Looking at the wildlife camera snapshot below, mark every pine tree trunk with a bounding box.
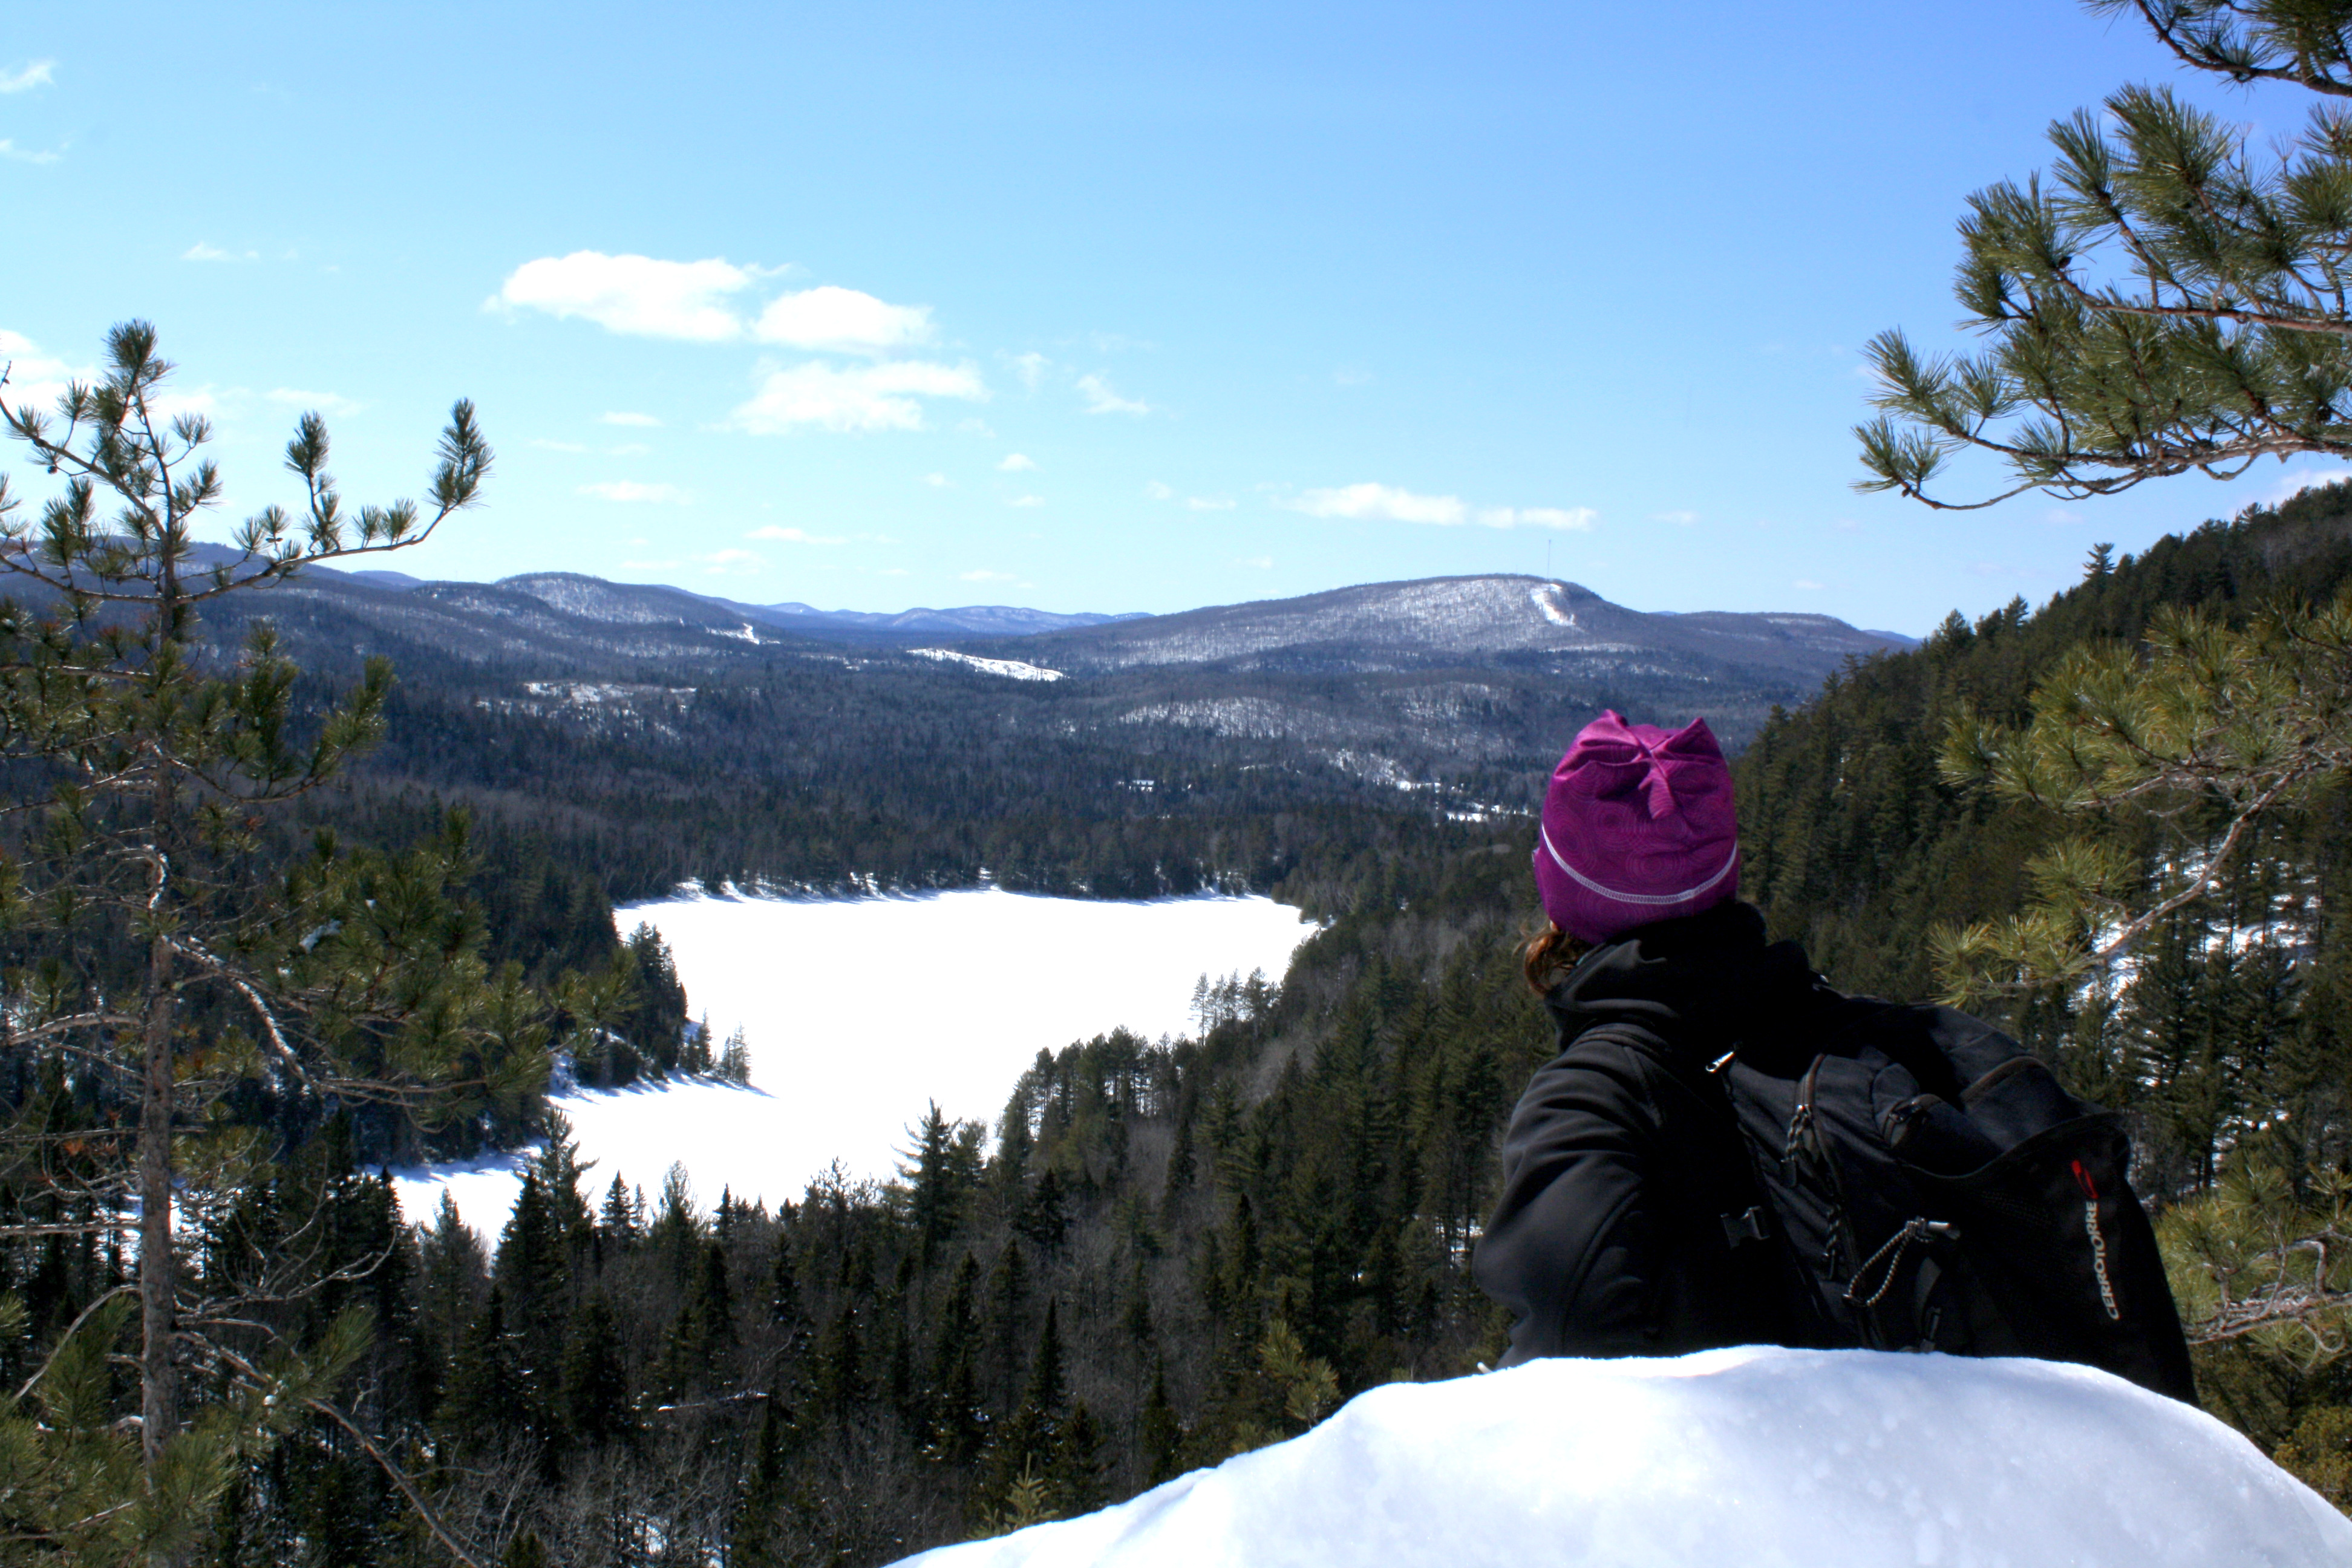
[139,552,184,1524]
[138,913,177,1477]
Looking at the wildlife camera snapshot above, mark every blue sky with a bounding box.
[2,2,2341,634]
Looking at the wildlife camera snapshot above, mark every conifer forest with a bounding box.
[8,414,2352,1558]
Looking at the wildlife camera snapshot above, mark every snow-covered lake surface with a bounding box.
[896,1347,2352,1568]
[391,888,1316,1236]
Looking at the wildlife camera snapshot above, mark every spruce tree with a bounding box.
[560,1292,633,1448]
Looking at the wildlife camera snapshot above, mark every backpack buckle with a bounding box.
[1721,1206,1772,1247]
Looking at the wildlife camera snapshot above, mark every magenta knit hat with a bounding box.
[1532,710,1740,944]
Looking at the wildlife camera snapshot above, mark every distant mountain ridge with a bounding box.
[983,574,1909,681]
[316,564,1142,641]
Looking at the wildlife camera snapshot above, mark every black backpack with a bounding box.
[1714,998,2198,1402]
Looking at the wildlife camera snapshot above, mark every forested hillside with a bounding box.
[8,488,2352,1561]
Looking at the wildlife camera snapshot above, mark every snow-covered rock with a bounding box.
[897,1348,2351,1568]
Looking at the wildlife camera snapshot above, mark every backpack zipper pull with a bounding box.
[1708,1050,1735,1076]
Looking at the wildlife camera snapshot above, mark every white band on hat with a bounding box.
[1540,823,1737,907]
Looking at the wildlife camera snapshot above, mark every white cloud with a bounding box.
[1238,555,1275,569]
[1186,496,1236,512]
[1007,494,1044,508]
[1792,578,1825,591]
[1287,483,1466,526]
[601,411,662,427]
[1650,510,1700,526]
[183,241,257,262]
[0,140,59,165]
[620,558,680,570]
[529,438,589,453]
[1009,351,1050,390]
[753,286,933,353]
[2266,463,2352,503]
[1333,367,1373,387]
[578,480,691,504]
[730,360,987,434]
[746,526,848,544]
[1144,480,1174,501]
[0,60,54,93]
[921,472,951,487]
[266,387,364,417]
[880,567,911,577]
[494,252,751,341]
[2043,506,2083,524]
[697,548,762,573]
[998,452,1037,472]
[0,330,84,408]
[1290,484,1593,530]
[1077,373,1152,416]
[959,569,1015,582]
[606,442,650,456]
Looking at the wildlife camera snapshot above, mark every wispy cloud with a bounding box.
[1077,373,1152,416]
[1186,496,1235,512]
[0,60,54,93]
[0,140,60,165]
[959,569,1015,582]
[2265,462,2352,503]
[0,329,87,408]
[1289,483,1593,530]
[1007,494,1044,508]
[601,411,662,428]
[529,438,589,453]
[998,452,1037,472]
[1287,483,1465,525]
[697,548,762,574]
[1008,351,1050,390]
[1144,480,1174,501]
[1238,555,1275,569]
[579,480,691,504]
[183,242,258,262]
[1792,578,1824,591]
[494,252,752,341]
[921,472,951,488]
[266,388,364,418]
[1650,510,1699,526]
[754,286,932,353]
[746,526,849,544]
[730,360,987,434]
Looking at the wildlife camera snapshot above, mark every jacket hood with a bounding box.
[1543,900,1824,1062]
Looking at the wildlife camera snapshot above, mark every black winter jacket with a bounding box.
[1473,902,1829,1365]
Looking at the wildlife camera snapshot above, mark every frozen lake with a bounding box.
[391,888,1316,1236]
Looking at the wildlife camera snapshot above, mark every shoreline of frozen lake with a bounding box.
[392,887,1317,1236]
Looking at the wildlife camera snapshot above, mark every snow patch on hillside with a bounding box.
[898,1348,2351,1568]
[1530,581,1576,627]
[393,890,1314,1235]
[909,648,1066,681]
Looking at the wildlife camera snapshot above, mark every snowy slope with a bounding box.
[392,890,1315,1235]
[1026,575,1903,679]
[900,1348,2351,1568]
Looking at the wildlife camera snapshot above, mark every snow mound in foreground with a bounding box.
[897,1347,2351,1568]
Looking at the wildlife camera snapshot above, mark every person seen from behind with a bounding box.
[1472,710,2195,1401]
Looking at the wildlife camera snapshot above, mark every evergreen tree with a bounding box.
[560,1292,633,1448]
[0,322,498,1543]
[1860,1,2352,509]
